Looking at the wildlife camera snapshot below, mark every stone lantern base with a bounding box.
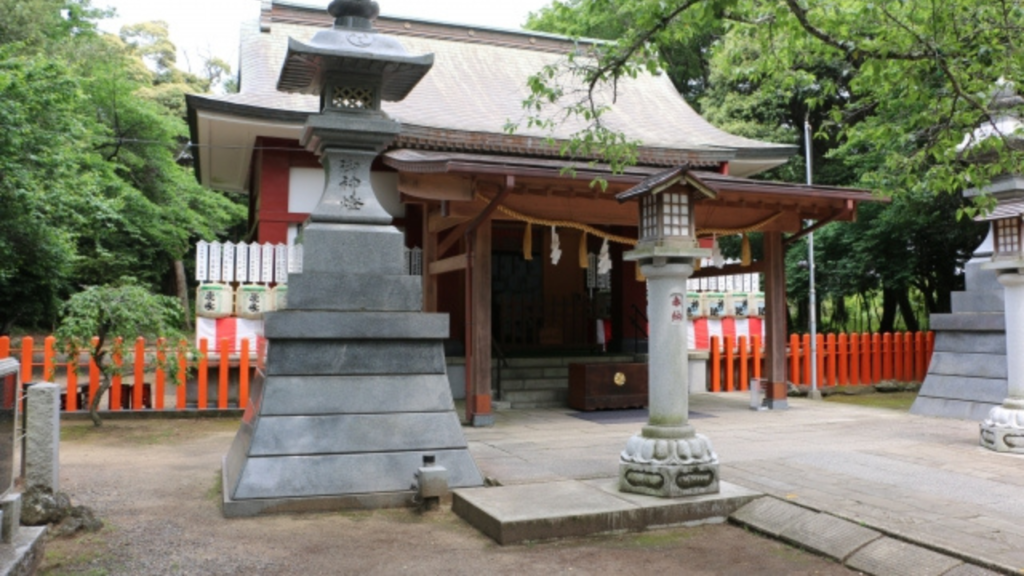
[619,429,719,498]
[980,400,1024,453]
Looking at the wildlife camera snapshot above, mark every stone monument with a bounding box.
[222,0,483,516]
[616,169,720,498]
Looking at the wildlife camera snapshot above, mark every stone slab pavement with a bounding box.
[464,393,1024,574]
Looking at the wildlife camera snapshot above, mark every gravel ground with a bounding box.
[41,419,854,575]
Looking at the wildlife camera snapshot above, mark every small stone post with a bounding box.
[980,271,1024,452]
[25,383,60,492]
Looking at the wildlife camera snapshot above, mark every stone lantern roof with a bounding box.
[276,0,434,102]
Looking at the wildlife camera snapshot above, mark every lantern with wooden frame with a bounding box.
[616,167,716,264]
[993,217,1023,261]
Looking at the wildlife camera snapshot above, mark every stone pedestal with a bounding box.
[619,263,719,498]
[222,116,482,516]
[913,229,1006,421]
[980,271,1024,452]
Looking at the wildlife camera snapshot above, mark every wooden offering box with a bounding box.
[568,363,649,411]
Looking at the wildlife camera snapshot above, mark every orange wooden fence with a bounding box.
[707,331,934,393]
[0,336,255,412]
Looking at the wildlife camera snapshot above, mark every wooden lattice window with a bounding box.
[641,195,658,240]
[331,86,374,110]
[995,217,1021,257]
[662,192,689,237]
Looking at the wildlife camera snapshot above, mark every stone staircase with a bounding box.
[496,354,640,409]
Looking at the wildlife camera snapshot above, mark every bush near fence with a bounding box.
[0,335,256,412]
[707,331,934,393]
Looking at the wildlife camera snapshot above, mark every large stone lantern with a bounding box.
[615,167,720,498]
[222,0,483,517]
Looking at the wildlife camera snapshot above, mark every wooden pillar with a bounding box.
[422,206,439,312]
[763,231,789,409]
[464,218,494,426]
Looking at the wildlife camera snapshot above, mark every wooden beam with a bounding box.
[398,172,474,201]
[422,208,438,311]
[691,261,766,280]
[428,253,468,275]
[446,192,636,227]
[464,219,493,426]
[763,231,789,408]
[428,211,469,233]
[784,205,852,247]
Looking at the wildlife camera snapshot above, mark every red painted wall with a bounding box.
[253,137,318,244]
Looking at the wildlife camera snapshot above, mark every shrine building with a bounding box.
[186,0,878,424]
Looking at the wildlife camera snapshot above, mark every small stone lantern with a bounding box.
[615,167,719,498]
[981,212,1024,453]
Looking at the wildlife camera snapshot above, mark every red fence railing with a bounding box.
[0,335,256,412]
[707,331,934,393]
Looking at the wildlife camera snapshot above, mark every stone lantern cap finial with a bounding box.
[276,0,433,101]
[328,0,380,22]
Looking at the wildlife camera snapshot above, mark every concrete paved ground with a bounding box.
[465,394,1024,574]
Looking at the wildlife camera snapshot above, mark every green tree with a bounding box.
[0,8,245,333]
[55,279,188,426]
[520,0,1023,200]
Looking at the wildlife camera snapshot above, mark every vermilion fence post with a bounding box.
[155,338,166,410]
[838,333,848,386]
[44,336,55,382]
[926,331,935,370]
[914,332,926,381]
[20,336,33,383]
[882,333,893,381]
[176,340,187,410]
[88,337,99,408]
[133,337,145,410]
[0,336,9,359]
[826,333,837,386]
[894,332,905,382]
[849,333,860,386]
[816,333,826,387]
[802,334,812,385]
[110,338,123,411]
[871,333,882,384]
[724,336,735,392]
[738,336,749,392]
[711,336,721,393]
[198,338,209,409]
[66,356,78,412]
[789,334,800,385]
[240,338,250,409]
[904,332,914,382]
[753,335,762,381]
[861,332,871,385]
[218,338,230,410]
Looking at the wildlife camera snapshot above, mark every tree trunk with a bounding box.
[897,289,920,332]
[88,374,112,427]
[175,260,192,331]
[880,287,898,333]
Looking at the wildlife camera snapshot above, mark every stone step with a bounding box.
[951,290,1004,314]
[498,378,568,392]
[502,389,568,407]
[498,366,569,380]
[453,479,759,545]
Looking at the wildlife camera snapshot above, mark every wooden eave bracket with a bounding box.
[785,200,856,247]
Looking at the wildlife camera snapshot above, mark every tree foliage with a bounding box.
[522,0,1023,201]
[0,1,245,333]
[525,0,1003,330]
[55,278,188,426]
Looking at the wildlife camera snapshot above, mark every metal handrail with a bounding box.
[630,304,649,355]
[491,336,510,401]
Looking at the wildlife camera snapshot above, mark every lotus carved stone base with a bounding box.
[619,433,720,498]
[980,401,1024,453]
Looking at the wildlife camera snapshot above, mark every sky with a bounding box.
[95,0,555,77]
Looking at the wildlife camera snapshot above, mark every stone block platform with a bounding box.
[453,479,758,545]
